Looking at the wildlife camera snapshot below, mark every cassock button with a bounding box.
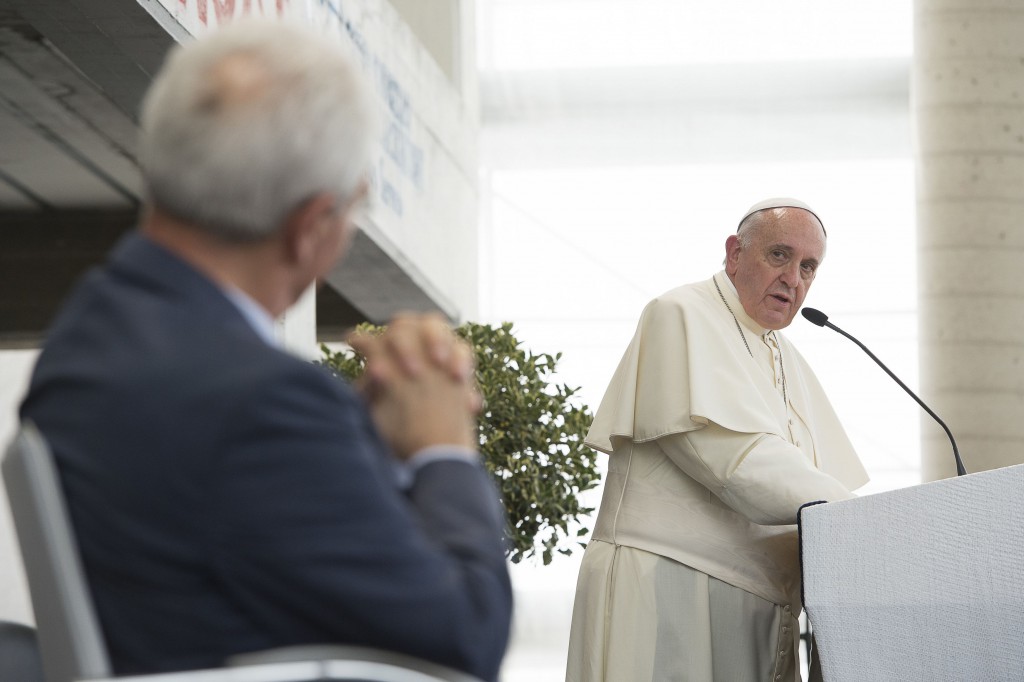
[783,605,791,613]
[795,441,801,447]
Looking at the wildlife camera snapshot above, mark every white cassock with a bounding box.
[566,272,868,682]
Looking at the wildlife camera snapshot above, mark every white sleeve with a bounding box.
[656,422,855,525]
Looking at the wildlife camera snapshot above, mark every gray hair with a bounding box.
[736,208,774,248]
[138,20,377,241]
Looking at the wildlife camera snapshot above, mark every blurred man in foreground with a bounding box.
[20,20,511,681]
[567,199,868,681]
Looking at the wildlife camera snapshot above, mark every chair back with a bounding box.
[3,422,112,682]
[0,620,44,682]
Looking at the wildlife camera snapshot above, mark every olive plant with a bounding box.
[319,321,599,564]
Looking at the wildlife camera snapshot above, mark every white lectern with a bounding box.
[799,463,1024,681]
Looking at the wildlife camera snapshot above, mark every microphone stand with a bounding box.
[802,308,967,477]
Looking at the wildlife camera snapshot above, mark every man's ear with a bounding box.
[724,234,741,274]
[281,192,338,266]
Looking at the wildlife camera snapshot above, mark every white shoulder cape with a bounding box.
[586,275,868,491]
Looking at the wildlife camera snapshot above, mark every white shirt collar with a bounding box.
[716,271,769,337]
[221,286,279,346]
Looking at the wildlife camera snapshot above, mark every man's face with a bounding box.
[311,182,369,289]
[724,208,826,330]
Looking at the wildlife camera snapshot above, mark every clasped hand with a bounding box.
[348,312,479,459]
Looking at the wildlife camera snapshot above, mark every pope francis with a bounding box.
[566,198,868,682]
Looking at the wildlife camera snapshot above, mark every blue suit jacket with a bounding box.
[20,233,512,680]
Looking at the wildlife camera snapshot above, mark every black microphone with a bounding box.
[801,307,967,477]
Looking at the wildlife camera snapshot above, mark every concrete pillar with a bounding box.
[275,285,318,361]
[915,0,1024,480]
[388,0,477,103]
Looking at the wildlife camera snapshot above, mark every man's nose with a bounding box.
[779,262,801,287]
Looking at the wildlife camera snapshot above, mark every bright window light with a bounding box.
[480,0,912,70]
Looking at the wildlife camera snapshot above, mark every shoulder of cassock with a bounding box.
[585,276,868,491]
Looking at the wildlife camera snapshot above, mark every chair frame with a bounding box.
[3,423,110,682]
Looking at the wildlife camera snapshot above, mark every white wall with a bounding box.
[0,350,39,625]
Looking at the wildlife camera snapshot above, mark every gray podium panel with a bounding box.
[800,464,1024,681]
